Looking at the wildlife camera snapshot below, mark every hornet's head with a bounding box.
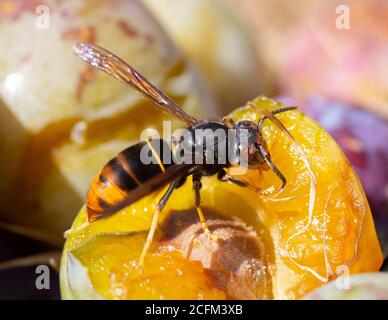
[233,120,270,170]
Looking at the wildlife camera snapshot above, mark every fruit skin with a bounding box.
[0,0,215,241]
[304,273,388,300]
[279,96,388,258]
[61,97,382,300]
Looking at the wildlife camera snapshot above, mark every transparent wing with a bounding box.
[74,42,197,125]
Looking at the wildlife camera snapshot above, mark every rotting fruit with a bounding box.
[61,96,383,300]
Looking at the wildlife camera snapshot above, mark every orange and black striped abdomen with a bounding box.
[86,139,183,222]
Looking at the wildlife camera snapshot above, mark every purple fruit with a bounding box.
[279,96,388,257]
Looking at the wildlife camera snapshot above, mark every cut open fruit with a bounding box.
[61,96,383,300]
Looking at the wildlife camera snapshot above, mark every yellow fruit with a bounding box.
[70,232,225,300]
[61,97,382,299]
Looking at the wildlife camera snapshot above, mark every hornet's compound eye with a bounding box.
[235,120,269,169]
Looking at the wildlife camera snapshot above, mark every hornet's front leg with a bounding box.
[217,169,283,197]
[246,104,298,194]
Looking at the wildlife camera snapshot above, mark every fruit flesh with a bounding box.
[61,97,383,300]
[70,209,275,300]
[72,232,225,300]
[279,95,388,258]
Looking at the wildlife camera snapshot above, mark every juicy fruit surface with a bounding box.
[72,232,225,300]
[279,96,388,258]
[61,97,382,300]
[229,97,382,298]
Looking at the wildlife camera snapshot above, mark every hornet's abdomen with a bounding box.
[86,139,175,222]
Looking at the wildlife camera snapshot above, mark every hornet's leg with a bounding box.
[217,169,277,196]
[218,169,250,188]
[247,104,298,193]
[259,149,287,192]
[192,174,219,241]
[139,178,181,266]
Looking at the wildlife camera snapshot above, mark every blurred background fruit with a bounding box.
[223,0,322,94]
[278,96,388,258]
[0,229,60,299]
[143,0,261,112]
[225,0,388,118]
[0,0,217,243]
[61,98,382,300]
[281,0,388,119]
[304,273,388,300]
